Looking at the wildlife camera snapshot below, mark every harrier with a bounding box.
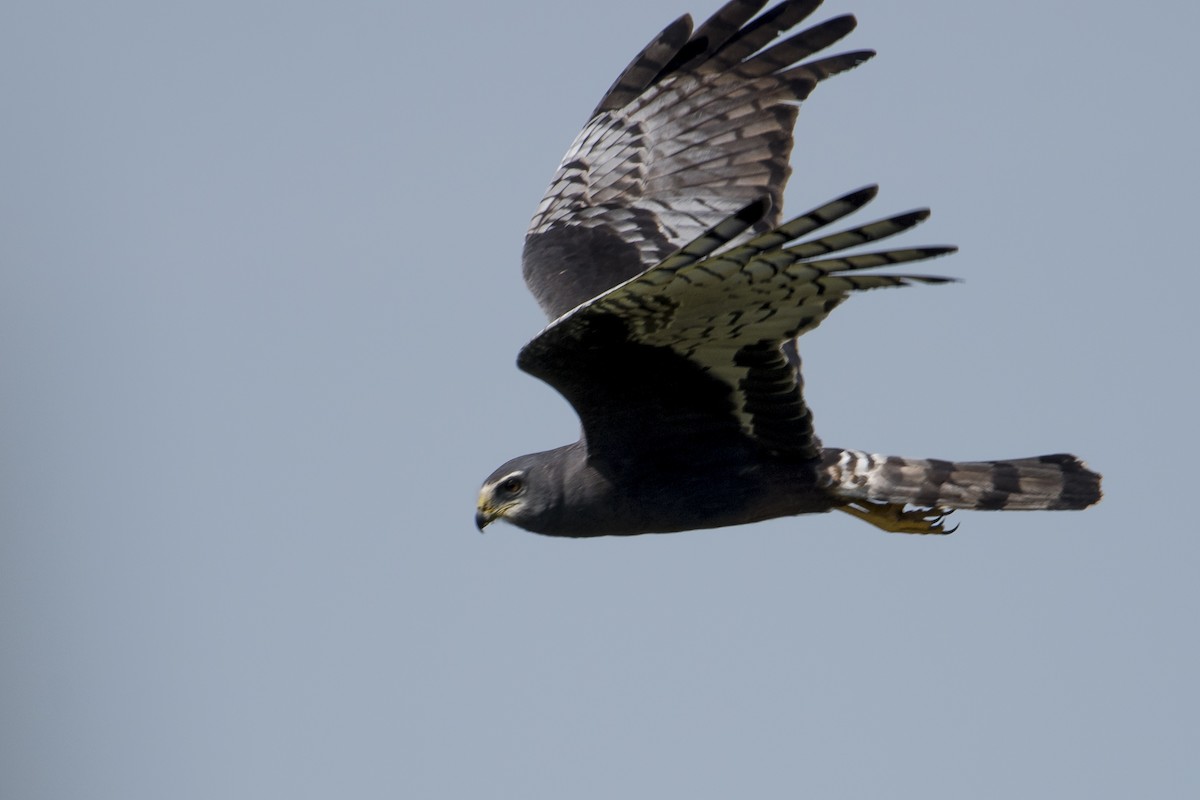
[476,0,1101,536]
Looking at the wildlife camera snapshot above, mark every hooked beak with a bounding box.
[475,508,494,532]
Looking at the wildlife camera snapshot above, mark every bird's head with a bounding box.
[475,453,562,533]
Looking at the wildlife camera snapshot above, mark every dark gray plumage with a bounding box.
[476,0,1101,537]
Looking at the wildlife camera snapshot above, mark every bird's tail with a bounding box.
[821,449,1102,533]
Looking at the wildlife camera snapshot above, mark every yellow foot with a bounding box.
[837,500,958,535]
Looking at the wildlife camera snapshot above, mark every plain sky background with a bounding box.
[3,0,1198,797]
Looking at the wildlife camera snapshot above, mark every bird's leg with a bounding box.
[837,500,957,535]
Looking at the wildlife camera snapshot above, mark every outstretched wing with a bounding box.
[519,189,957,464]
[522,0,874,320]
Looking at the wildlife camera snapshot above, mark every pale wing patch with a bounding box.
[526,188,956,453]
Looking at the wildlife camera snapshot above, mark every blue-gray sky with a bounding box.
[3,1,1197,797]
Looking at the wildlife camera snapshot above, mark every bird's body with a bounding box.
[493,443,832,538]
[476,0,1101,537]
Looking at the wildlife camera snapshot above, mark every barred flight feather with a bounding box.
[524,2,874,320]
[693,1,823,69]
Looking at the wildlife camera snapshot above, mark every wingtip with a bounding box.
[913,245,961,264]
[842,184,880,205]
[830,12,858,29]
[898,274,959,286]
[669,12,694,34]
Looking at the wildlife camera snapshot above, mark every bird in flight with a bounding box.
[476,0,1101,537]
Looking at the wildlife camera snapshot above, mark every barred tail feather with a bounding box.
[823,449,1103,511]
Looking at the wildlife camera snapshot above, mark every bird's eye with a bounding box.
[499,477,524,495]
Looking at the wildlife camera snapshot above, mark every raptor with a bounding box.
[476,0,1101,537]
